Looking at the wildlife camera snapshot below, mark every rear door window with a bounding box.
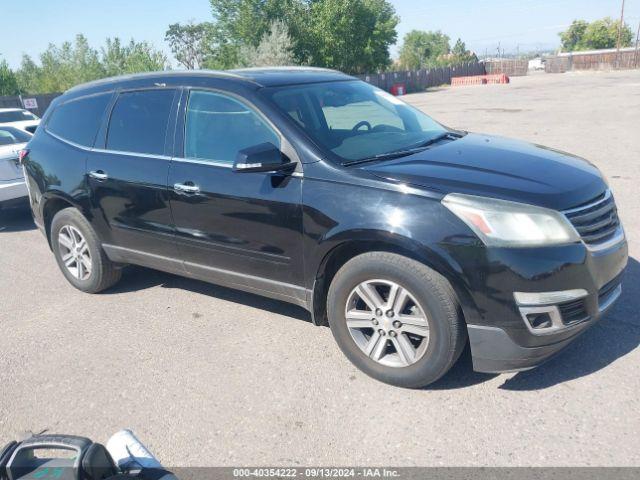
[106,89,175,156]
[46,94,111,147]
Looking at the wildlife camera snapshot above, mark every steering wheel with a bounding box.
[352,121,372,133]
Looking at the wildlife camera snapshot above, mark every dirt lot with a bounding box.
[1,70,638,466]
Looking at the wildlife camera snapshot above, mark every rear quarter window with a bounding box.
[46,93,112,147]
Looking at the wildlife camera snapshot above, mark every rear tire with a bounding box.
[51,207,122,293]
[327,252,467,388]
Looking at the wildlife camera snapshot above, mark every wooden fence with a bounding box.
[545,48,640,73]
[357,62,486,93]
[483,59,529,77]
[0,93,60,118]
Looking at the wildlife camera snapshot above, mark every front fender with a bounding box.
[306,226,483,328]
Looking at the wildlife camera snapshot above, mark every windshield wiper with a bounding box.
[414,131,463,149]
[342,131,463,167]
[342,147,426,166]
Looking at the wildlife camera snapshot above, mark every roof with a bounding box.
[0,108,24,112]
[557,46,638,57]
[66,67,355,95]
[229,67,355,86]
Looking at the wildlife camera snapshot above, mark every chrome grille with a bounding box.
[563,190,620,246]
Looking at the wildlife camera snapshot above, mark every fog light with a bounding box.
[514,289,591,335]
[525,312,553,329]
[517,305,564,335]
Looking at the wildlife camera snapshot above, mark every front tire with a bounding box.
[51,207,122,293]
[327,252,467,388]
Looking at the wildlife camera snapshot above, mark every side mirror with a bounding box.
[233,142,295,173]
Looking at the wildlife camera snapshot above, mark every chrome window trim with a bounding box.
[46,129,173,161]
[45,128,92,152]
[47,125,304,169]
[92,147,172,161]
[172,157,233,168]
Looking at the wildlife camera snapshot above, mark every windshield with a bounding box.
[265,80,447,163]
[0,110,39,123]
[0,127,31,146]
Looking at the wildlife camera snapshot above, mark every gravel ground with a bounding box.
[1,69,638,467]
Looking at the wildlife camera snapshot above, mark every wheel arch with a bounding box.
[308,230,478,328]
[41,193,87,248]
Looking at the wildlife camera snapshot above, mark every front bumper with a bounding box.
[0,179,28,205]
[469,281,622,373]
[452,232,628,373]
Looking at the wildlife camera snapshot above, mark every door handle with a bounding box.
[89,170,108,181]
[174,182,200,194]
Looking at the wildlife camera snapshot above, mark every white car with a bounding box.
[0,126,31,209]
[0,108,40,134]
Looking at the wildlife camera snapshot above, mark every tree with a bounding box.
[306,0,398,73]
[122,41,168,72]
[203,0,397,73]
[0,59,20,95]
[240,20,295,67]
[582,17,633,50]
[208,0,306,67]
[166,21,216,69]
[210,0,304,48]
[15,55,41,95]
[19,34,105,93]
[398,30,450,69]
[16,35,167,94]
[102,38,168,76]
[559,20,589,52]
[451,38,477,63]
[559,17,633,52]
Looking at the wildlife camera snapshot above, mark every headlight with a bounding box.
[442,193,580,247]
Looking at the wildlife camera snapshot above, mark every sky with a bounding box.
[1,0,639,69]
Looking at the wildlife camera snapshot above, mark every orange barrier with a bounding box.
[451,74,510,86]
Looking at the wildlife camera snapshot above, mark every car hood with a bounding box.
[362,133,607,210]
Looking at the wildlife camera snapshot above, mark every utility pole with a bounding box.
[635,20,640,68]
[616,0,626,68]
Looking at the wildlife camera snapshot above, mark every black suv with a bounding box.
[22,68,627,387]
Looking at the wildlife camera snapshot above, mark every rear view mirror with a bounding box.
[233,142,295,173]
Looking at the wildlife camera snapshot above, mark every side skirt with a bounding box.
[102,244,311,310]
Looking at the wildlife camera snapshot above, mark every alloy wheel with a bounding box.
[58,225,92,281]
[345,279,430,368]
